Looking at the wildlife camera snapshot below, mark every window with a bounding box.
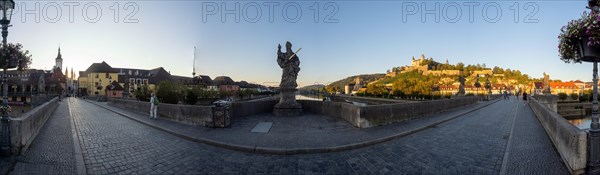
[105,73,109,78]
[95,74,99,78]
[143,79,148,85]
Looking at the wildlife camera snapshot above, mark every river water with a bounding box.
[296,94,323,101]
[568,117,591,130]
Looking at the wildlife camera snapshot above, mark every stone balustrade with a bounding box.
[8,97,58,155]
[530,96,587,174]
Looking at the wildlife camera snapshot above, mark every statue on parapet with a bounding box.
[458,76,466,95]
[277,42,301,88]
[543,72,551,94]
[485,76,492,94]
[274,41,302,116]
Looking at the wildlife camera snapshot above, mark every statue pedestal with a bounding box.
[273,88,302,116]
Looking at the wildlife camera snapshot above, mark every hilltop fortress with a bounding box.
[386,54,492,77]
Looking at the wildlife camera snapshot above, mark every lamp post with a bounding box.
[0,0,14,157]
[588,0,600,174]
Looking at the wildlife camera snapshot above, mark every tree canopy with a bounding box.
[0,43,32,70]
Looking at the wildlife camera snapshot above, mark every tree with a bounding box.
[0,43,32,70]
[569,93,579,101]
[456,62,465,70]
[582,93,591,102]
[156,80,184,104]
[184,88,198,105]
[558,93,568,101]
[474,81,481,95]
[367,83,388,97]
[135,84,151,101]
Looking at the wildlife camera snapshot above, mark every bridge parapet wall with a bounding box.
[530,96,586,174]
[534,95,558,113]
[8,97,58,155]
[300,97,479,128]
[108,98,214,127]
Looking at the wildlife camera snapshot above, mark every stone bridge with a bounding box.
[0,96,569,174]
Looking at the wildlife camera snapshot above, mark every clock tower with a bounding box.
[55,47,63,71]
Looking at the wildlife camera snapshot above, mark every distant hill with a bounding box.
[300,84,325,91]
[326,73,386,92]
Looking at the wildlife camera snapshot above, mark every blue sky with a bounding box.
[6,0,594,87]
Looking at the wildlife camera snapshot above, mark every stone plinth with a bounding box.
[274,88,302,116]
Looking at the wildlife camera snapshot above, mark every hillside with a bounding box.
[299,84,325,91]
[325,73,385,92]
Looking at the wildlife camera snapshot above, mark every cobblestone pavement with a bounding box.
[90,98,495,150]
[504,102,568,175]
[64,98,567,174]
[12,100,76,174]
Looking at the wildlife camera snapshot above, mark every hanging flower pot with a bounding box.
[578,37,600,62]
[558,10,600,63]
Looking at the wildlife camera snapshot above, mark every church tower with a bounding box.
[55,47,63,71]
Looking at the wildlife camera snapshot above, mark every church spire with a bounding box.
[57,47,62,59]
[55,46,63,71]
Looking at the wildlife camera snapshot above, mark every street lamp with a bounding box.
[0,0,14,157]
[588,0,600,173]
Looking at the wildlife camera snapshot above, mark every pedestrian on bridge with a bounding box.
[150,92,159,119]
[523,92,528,106]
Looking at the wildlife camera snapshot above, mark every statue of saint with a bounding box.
[485,76,492,94]
[458,76,466,95]
[277,41,301,88]
[274,41,302,116]
[543,72,551,94]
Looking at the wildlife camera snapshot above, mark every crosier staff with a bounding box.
[288,48,302,60]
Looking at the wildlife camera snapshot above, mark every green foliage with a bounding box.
[325,74,385,93]
[388,71,437,98]
[239,89,259,99]
[366,83,389,97]
[569,93,579,101]
[219,90,233,99]
[135,85,151,101]
[156,81,185,104]
[558,93,568,101]
[329,56,536,99]
[581,93,590,102]
[300,84,325,91]
[184,88,198,105]
[0,43,32,70]
[197,89,219,98]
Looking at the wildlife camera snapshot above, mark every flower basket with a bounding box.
[579,37,600,62]
[558,9,600,63]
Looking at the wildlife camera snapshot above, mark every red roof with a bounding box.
[549,82,578,89]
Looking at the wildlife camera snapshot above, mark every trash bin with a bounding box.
[212,100,231,128]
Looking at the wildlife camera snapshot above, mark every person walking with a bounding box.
[150,92,159,119]
[523,92,528,106]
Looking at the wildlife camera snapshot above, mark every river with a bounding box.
[568,116,592,130]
